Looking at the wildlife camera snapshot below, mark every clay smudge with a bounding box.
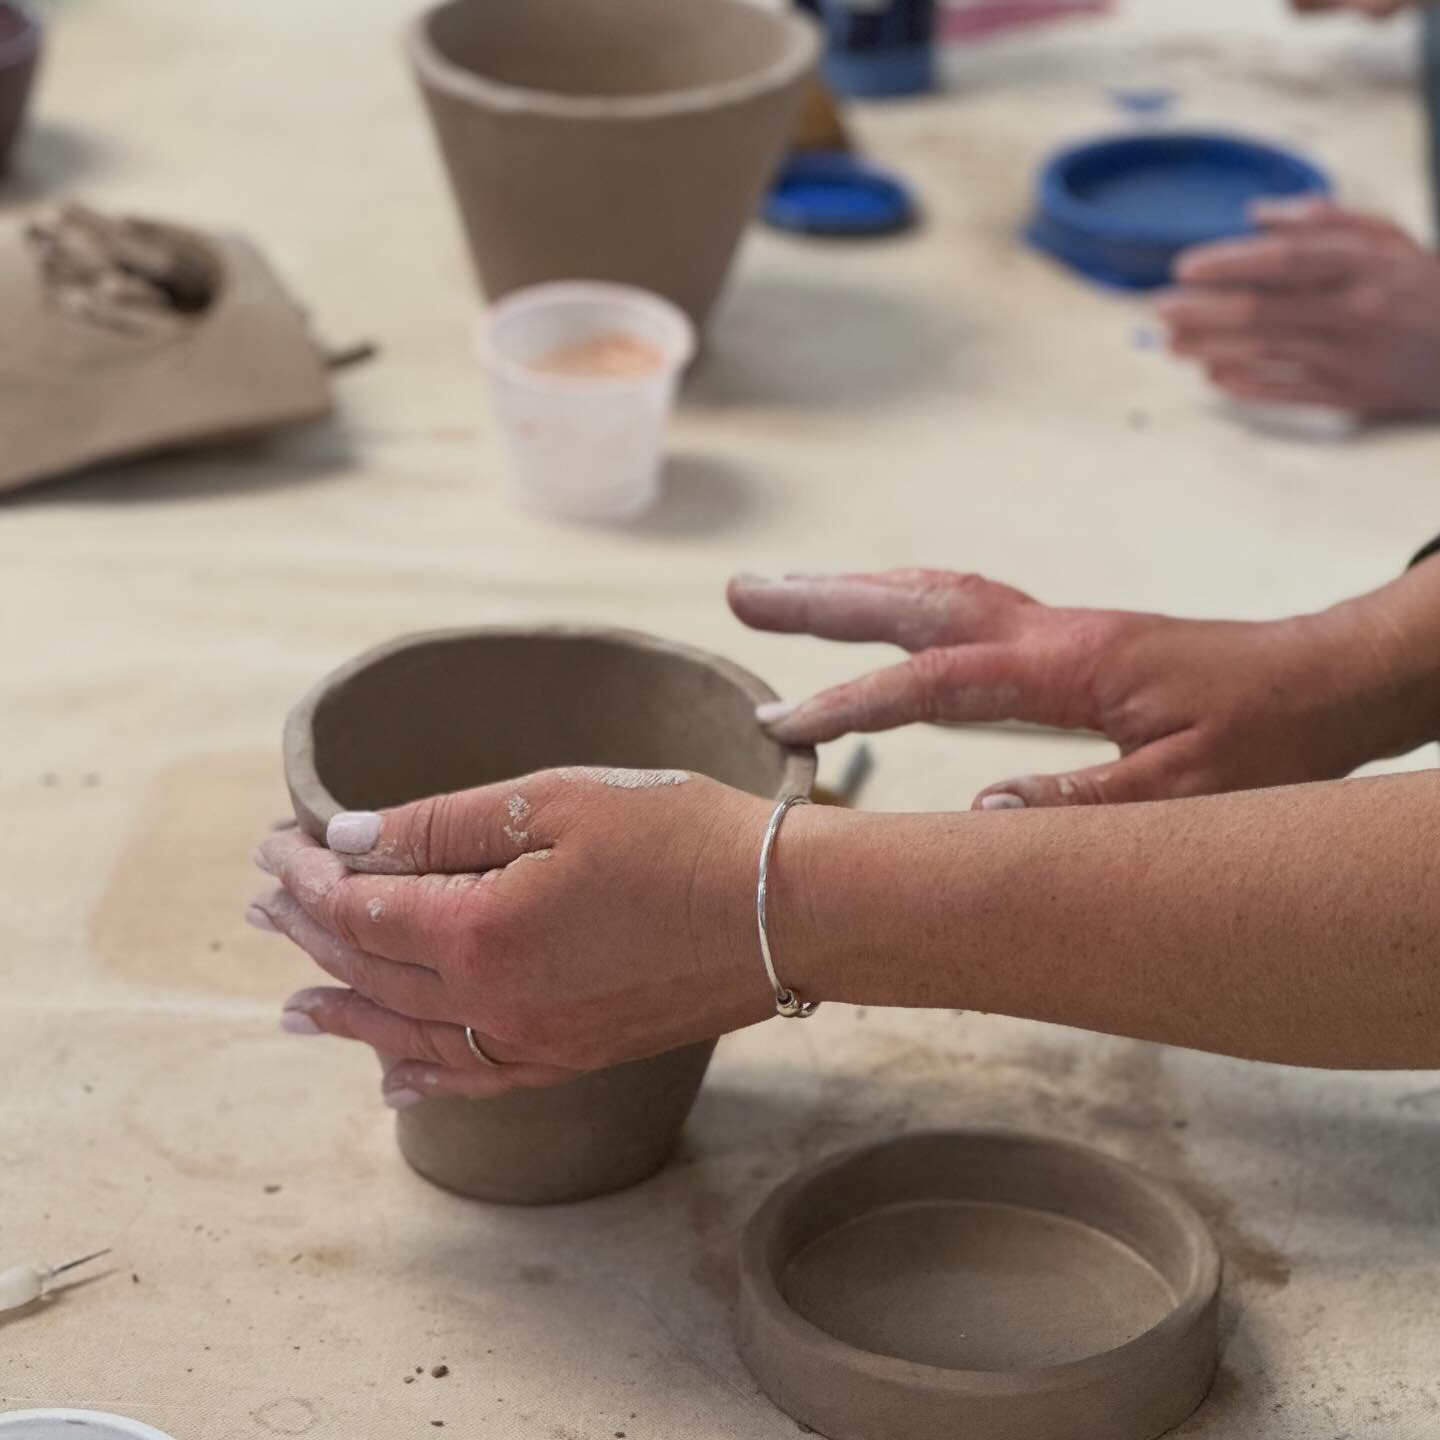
[559,768,690,789]
[367,898,386,921]
[503,794,531,844]
[512,848,552,865]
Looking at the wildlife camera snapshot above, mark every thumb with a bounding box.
[323,770,563,874]
[972,736,1196,810]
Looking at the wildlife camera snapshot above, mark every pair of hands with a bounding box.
[1162,199,1440,418]
[251,565,1426,1096]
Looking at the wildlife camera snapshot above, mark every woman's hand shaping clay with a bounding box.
[250,770,780,1105]
[1159,200,1440,417]
[729,562,1440,809]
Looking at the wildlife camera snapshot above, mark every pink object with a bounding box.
[940,0,1112,42]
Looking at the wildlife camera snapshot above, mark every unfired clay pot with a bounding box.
[407,0,819,330]
[0,2,40,173]
[738,1131,1221,1440]
[284,626,815,1205]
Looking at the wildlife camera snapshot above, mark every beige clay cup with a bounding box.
[284,626,815,1205]
[407,0,819,330]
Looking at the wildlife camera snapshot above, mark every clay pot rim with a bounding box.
[480,281,697,396]
[738,1128,1222,1398]
[407,0,819,124]
[0,1,40,71]
[285,624,818,830]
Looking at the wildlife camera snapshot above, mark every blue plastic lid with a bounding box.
[764,153,917,237]
[1026,131,1332,290]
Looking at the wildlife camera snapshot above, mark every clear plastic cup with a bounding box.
[480,281,696,522]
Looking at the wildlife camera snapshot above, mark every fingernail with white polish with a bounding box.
[756,701,796,726]
[280,1010,323,1036]
[244,904,277,932]
[980,793,1027,811]
[327,810,382,855]
[383,1087,424,1109]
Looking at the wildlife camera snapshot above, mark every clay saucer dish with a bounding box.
[738,1130,1220,1440]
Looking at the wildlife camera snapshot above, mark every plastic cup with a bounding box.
[480,281,696,522]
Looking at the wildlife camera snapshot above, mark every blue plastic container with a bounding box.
[1026,131,1332,290]
[795,0,935,99]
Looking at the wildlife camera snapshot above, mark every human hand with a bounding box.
[1289,0,1419,16]
[1158,199,1440,417]
[729,569,1415,808]
[248,769,784,1105]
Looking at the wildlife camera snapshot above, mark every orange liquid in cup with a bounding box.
[531,332,668,378]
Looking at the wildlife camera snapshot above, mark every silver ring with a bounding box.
[465,1026,499,1067]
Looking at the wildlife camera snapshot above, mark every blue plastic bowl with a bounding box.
[1026,131,1333,290]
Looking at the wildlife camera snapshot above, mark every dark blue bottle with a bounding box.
[796,0,936,99]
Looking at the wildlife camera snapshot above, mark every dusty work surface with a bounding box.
[3,1,1439,1436]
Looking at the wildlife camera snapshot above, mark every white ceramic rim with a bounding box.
[408,0,818,122]
[0,0,40,70]
[0,1412,178,1440]
[478,281,697,395]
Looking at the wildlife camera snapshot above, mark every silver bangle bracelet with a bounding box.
[756,794,820,1020]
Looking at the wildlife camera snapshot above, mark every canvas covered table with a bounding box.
[2,2,1438,1436]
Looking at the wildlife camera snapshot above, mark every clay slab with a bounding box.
[738,1130,1221,1440]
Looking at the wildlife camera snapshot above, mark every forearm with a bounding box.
[787,773,1440,1068]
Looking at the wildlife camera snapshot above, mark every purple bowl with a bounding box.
[0,1,41,174]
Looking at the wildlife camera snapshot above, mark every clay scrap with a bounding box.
[0,204,333,494]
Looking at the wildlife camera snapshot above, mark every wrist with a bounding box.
[1318,565,1440,761]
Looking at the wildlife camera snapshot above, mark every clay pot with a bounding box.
[739,1131,1220,1440]
[0,2,40,173]
[407,0,819,330]
[285,626,815,1205]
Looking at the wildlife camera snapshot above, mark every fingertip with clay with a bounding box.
[755,699,796,728]
[327,810,383,857]
[1249,195,1325,227]
[976,792,1028,812]
[244,901,278,932]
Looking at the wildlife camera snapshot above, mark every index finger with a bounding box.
[728,571,1032,652]
[1173,230,1364,289]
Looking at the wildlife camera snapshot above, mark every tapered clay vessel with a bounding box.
[407,0,819,330]
[285,626,815,1205]
[739,1131,1221,1440]
[0,3,40,174]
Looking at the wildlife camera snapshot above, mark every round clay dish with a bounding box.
[738,1130,1220,1440]
[284,625,814,1205]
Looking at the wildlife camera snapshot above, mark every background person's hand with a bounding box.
[250,769,780,1104]
[1158,200,1440,417]
[1290,0,1422,16]
[729,569,1419,809]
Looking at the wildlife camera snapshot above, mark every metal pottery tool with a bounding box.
[0,1249,112,1315]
